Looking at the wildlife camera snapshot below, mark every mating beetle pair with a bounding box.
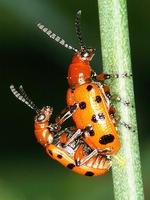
[10,11,131,176]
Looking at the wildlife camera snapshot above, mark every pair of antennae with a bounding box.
[37,10,86,52]
[10,85,40,113]
[10,12,85,113]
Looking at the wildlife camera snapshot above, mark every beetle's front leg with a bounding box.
[54,103,78,127]
[91,71,132,82]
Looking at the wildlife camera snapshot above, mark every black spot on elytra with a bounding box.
[86,85,93,91]
[99,134,115,144]
[67,163,75,169]
[91,114,97,122]
[48,150,53,156]
[79,102,86,109]
[98,113,105,120]
[57,154,62,159]
[85,171,94,176]
[95,95,102,103]
[91,113,105,123]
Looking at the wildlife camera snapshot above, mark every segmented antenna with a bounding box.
[75,10,86,49]
[10,85,40,113]
[37,23,78,53]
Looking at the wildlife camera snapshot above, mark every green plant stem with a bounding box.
[97,0,144,199]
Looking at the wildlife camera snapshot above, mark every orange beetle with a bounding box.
[10,85,111,176]
[33,105,111,177]
[66,11,120,157]
[66,51,120,156]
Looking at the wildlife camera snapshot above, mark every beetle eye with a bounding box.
[83,52,89,57]
[37,114,45,121]
[81,51,89,58]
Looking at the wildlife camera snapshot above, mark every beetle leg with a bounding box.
[55,108,70,123]
[114,115,132,130]
[59,132,68,146]
[91,71,132,82]
[76,147,112,169]
[101,84,131,107]
[74,143,85,166]
[119,120,132,130]
[109,105,116,119]
[104,86,133,108]
[65,129,82,147]
[55,103,78,125]
[78,149,98,166]
[111,95,131,106]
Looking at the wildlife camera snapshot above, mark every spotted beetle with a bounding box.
[10,85,111,176]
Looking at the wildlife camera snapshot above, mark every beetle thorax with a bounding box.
[67,53,92,88]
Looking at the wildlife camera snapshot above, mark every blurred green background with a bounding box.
[0,0,150,199]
